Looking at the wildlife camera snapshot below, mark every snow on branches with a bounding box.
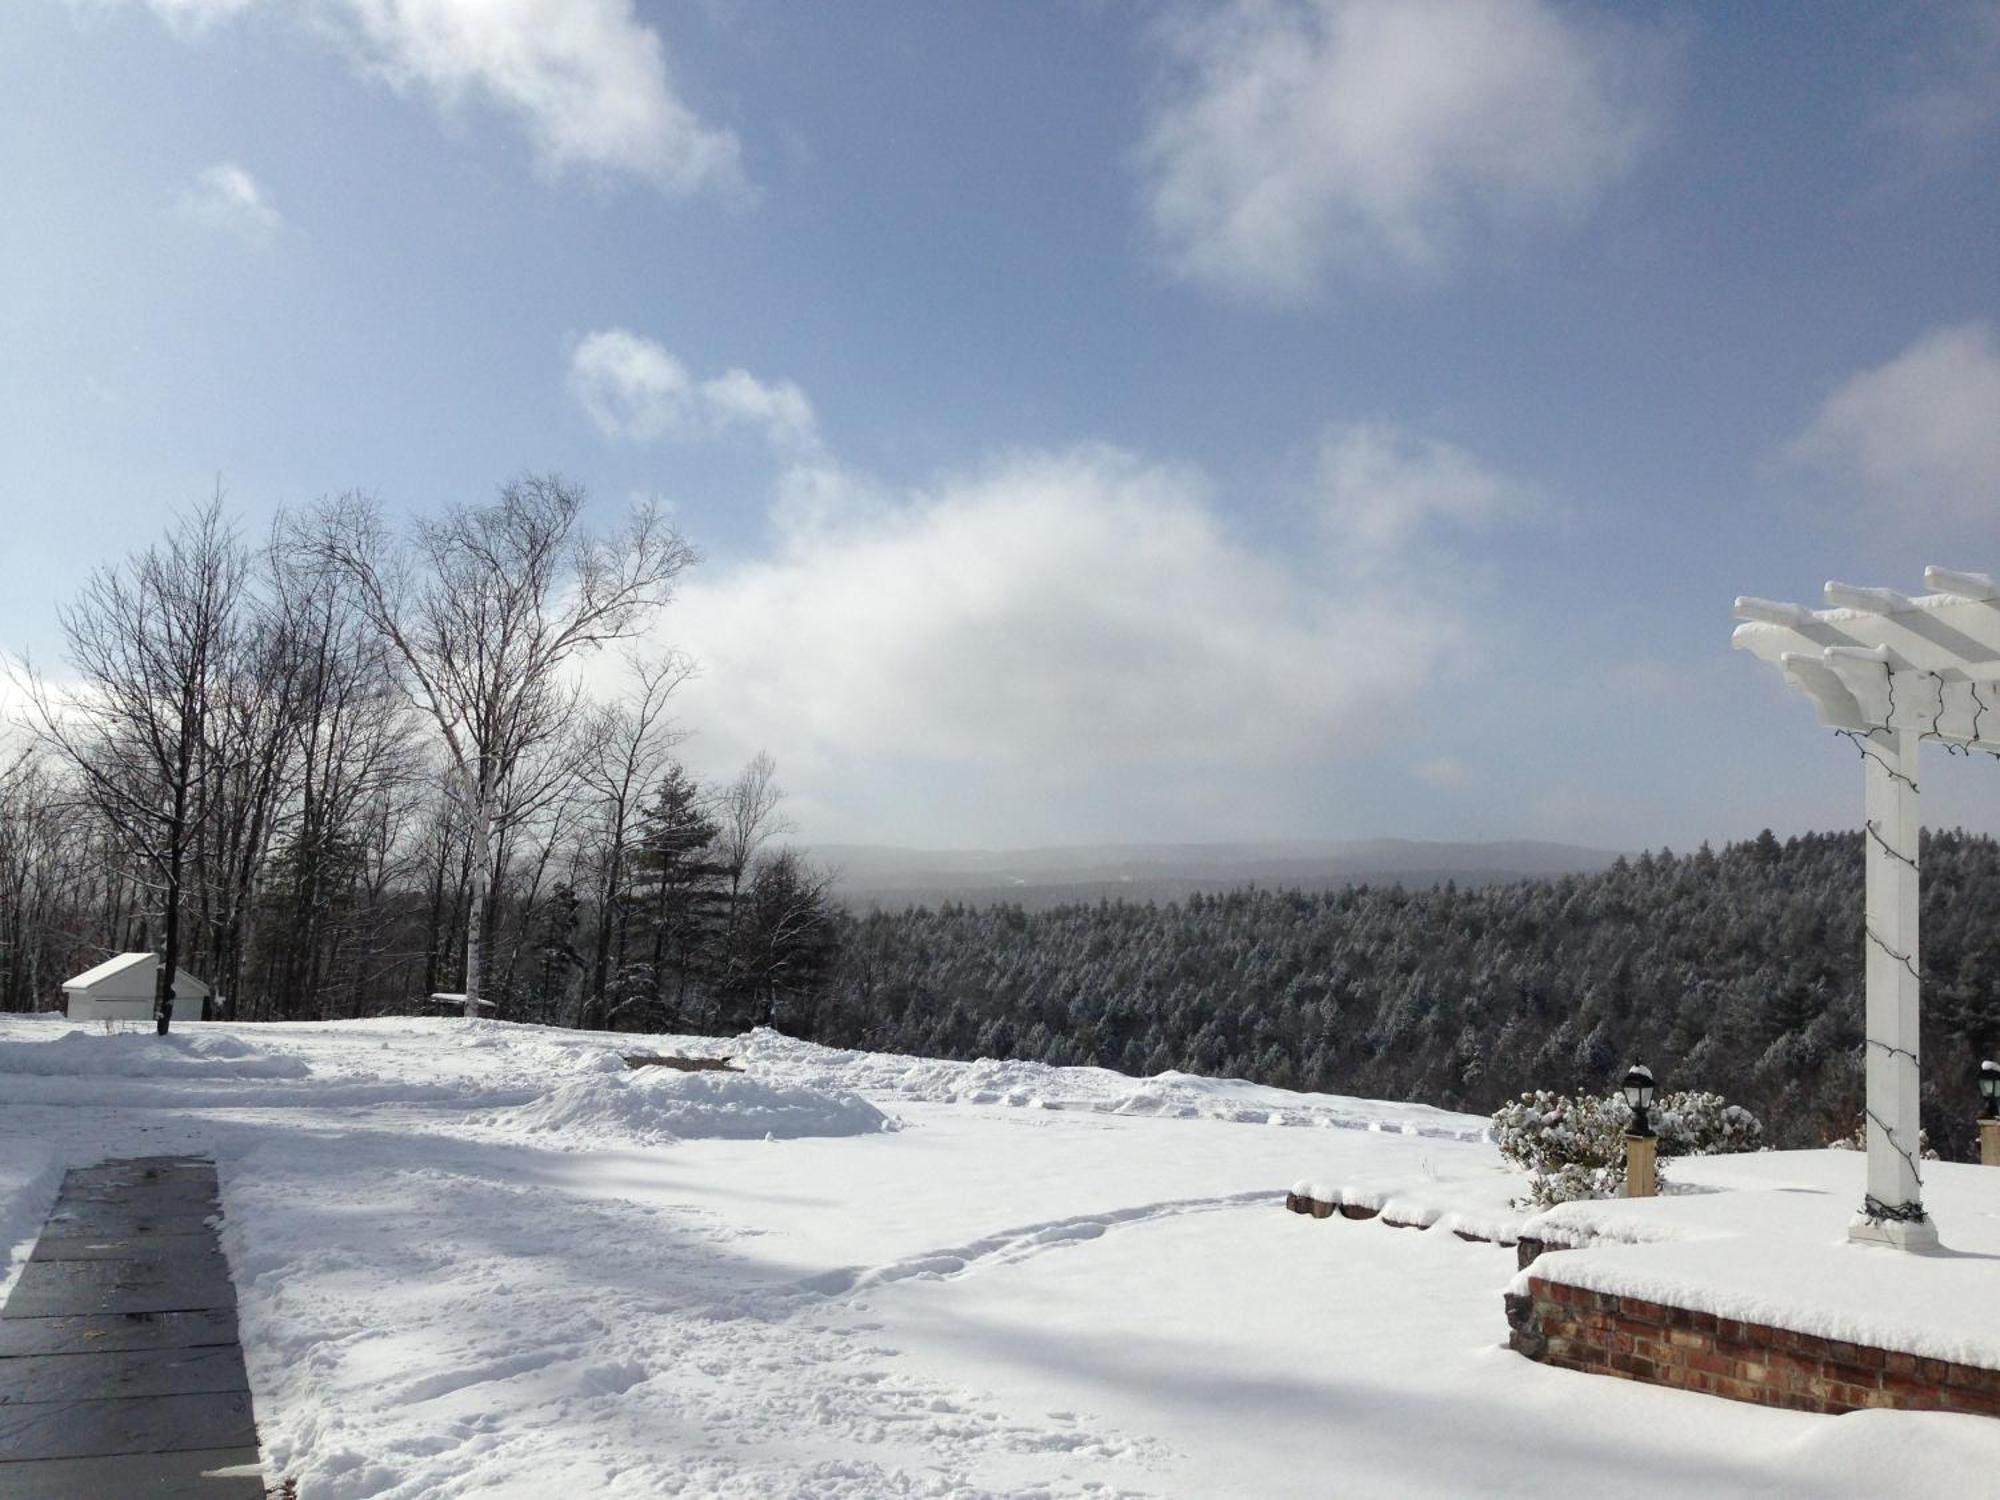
[1493,1088,1763,1208]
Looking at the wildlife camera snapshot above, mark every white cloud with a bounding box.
[1318,422,1529,563]
[1786,322,2000,524]
[1138,0,1664,301]
[569,329,819,452]
[177,161,281,246]
[120,0,741,194]
[664,445,1479,791]
[136,0,259,30]
[1876,2,2000,160]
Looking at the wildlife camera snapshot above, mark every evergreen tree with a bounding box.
[625,763,729,1029]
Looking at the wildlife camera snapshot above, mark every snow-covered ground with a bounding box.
[2,1015,1997,1497]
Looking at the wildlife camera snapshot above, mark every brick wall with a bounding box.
[1506,1275,2000,1417]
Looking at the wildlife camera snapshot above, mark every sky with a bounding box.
[3,0,1999,853]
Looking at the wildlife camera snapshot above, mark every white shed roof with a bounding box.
[62,952,212,998]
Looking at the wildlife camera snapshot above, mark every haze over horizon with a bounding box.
[6,1,2000,852]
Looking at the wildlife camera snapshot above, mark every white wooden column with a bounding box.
[1851,720,1938,1249]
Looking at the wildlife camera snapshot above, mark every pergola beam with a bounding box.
[1734,579,2000,684]
[1735,577,2000,751]
[1924,567,1999,601]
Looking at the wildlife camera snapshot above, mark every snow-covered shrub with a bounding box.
[1492,1087,1762,1208]
[1824,1114,1938,1160]
[1655,1090,1764,1157]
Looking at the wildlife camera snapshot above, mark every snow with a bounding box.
[2,1012,1998,1497]
[0,1028,310,1079]
[57,950,155,989]
[1512,1151,2000,1368]
[720,1030,1486,1138]
[487,1065,896,1147]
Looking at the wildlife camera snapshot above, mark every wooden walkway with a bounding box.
[0,1157,267,1497]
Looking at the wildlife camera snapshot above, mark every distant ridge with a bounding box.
[808,838,1621,913]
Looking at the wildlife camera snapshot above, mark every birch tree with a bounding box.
[15,502,244,1033]
[299,476,694,1017]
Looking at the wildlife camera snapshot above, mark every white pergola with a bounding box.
[1732,567,2000,1251]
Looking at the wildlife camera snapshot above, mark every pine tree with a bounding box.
[625,763,729,1030]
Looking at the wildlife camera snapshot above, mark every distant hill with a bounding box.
[807,838,1621,912]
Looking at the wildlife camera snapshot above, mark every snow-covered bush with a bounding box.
[1824,1114,1938,1160]
[1493,1087,1762,1208]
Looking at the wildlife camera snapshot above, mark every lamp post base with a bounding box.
[1980,1118,2000,1167]
[1623,1133,1657,1199]
[1848,1215,1940,1251]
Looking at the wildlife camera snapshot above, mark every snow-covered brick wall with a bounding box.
[1508,1276,2000,1418]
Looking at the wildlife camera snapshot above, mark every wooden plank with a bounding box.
[0,1346,248,1406]
[0,1310,239,1359]
[0,1445,265,1499]
[2,1258,236,1319]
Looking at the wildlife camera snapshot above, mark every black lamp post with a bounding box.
[1622,1063,1657,1138]
[1980,1060,2000,1121]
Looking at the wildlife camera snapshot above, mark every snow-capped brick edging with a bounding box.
[1506,1276,2000,1417]
[1281,1187,1509,1244]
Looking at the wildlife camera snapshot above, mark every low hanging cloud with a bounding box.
[1786,321,2000,525]
[177,161,281,246]
[1138,0,1666,301]
[116,0,741,195]
[662,440,1515,802]
[569,329,819,452]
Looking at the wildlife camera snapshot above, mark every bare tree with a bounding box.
[0,747,95,1011]
[718,751,793,902]
[15,501,244,1033]
[298,476,695,1017]
[577,653,694,1018]
[252,536,418,1019]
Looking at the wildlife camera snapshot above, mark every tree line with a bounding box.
[7,485,1998,1159]
[813,829,2000,1157]
[1,481,837,1033]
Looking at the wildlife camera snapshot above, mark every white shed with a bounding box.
[62,953,211,1022]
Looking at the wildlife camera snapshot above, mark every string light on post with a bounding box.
[1980,1060,2000,1168]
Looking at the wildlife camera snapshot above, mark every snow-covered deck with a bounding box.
[1291,1140,2000,1409]
[1520,1153,2000,1379]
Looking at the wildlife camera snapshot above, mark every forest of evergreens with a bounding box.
[811,829,2000,1158]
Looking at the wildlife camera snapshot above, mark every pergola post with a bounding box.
[1730,567,2000,1252]
[1852,720,1936,1248]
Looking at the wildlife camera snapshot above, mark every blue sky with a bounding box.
[4,0,1999,851]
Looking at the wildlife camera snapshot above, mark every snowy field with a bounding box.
[2,1017,1998,1497]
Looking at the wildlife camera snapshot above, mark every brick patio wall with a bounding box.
[1506,1275,2000,1417]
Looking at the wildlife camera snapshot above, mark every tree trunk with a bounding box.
[463,796,492,1020]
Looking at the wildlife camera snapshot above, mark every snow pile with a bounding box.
[0,1028,310,1080]
[724,1028,1487,1138]
[494,1066,895,1147]
[0,1139,61,1306]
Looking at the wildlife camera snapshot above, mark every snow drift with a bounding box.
[0,1029,310,1080]
[494,1066,895,1147]
[721,1028,1484,1138]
